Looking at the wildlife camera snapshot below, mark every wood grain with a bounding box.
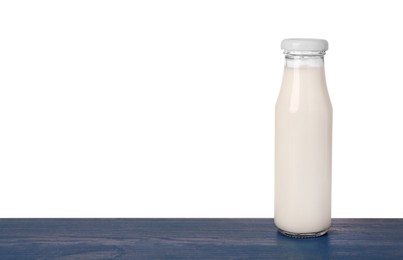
[0,219,402,259]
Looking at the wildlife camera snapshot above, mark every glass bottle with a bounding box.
[275,39,332,238]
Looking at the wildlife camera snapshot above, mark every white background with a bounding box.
[1,1,402,218]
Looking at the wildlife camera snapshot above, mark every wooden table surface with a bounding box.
[0,219,402,259]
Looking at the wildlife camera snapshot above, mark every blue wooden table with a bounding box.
[0,219,402,259]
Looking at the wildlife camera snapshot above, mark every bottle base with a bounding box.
[277,227,329,238]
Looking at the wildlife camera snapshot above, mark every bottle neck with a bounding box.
[284,51,325,69]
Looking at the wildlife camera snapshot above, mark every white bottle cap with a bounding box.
[281,38,328,51]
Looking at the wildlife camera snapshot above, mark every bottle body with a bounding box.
[275,55,332,237]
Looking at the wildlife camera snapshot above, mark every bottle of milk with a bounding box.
[275,39,332,238]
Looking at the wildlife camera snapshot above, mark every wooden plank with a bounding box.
[0,219,402,259]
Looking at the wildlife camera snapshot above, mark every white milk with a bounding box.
[275,57,332,236]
